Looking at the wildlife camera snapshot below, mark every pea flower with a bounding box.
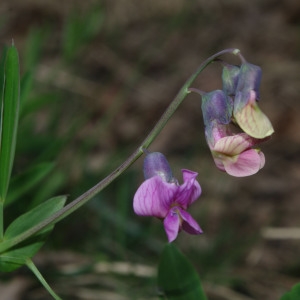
[202,90,266,177]
[133,152,202,243]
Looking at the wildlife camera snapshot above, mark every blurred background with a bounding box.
[1,0,300,299]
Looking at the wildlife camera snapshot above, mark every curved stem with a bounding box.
[0,48,240,254]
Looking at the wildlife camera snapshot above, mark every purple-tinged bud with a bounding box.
[235,62,262,99]
[201,90,233,126]
[143,152,173,182]
[222,64,240,96]
[233,63,274,139]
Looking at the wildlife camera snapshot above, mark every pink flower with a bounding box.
[207,123,266,177]
[133,153,202,242]
[200,90,269,177]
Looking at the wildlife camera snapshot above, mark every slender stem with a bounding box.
[26,258,62,300]
[0,48,240,254]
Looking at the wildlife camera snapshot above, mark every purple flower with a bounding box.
[133,153,202,243]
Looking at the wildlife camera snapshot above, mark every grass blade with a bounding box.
[0,45,20,203]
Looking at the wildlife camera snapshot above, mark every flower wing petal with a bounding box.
[133,176,177,218]
[175,170,201,208]
[179,208,203,235]
[163,210,180,243]
[223,149,264,177]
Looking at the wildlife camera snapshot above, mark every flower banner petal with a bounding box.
[133,176,177,218]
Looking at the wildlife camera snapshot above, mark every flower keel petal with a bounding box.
[163,210,180,243]
[179,208,203,235]
[223,148,264,177]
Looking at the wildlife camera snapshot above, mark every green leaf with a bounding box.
[158,244,207,300]
[280,283,300,300]
[0,45,20,203]
[0,195,66,272]
[5,162,55,206]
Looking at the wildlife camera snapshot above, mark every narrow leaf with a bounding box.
[0,45,20,203]
[158,244,207,300]
[26,259,62,300]
[0,195,66,272]
[5,195,66,239]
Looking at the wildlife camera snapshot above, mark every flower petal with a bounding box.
[234,90,274,139]
[133,175,177,218]
[163,209,180,243]
[175,169,201,208]
[212,156,226,172]
[178,208,203,235]
[213,132,261,156]
[222,148,264,177]
[258,150,265,169]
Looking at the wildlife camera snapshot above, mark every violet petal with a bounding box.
[175,170,201,208]
[163,209,180,243]
[179,208,203,235]
[133,175,177,218]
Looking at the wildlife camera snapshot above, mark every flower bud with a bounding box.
[235,62,262,99]
[232,63,274,139]
[143,152,173,182]
[222,64,240,96]
[201,90,233,126]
